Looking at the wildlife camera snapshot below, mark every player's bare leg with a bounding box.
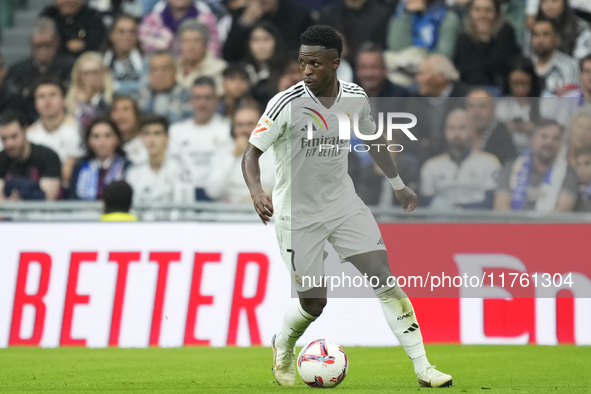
[273,286,327,385]
[348,250,453,388]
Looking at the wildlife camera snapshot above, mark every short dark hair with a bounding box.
[193,75,216,90]
[139,113,169,133]
[534,118,563,134]
[223,64,249,81]
[109,12,138,35]
[102,180,133,213]
[580,53,591,70]
[533,17,561,35]
[357,41,385,65]
[84,116,125,159]
[0,110,29,129]
[300,25,343,58]
[32,75,66,97]
[575,145,591,159]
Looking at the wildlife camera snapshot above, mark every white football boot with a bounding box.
[271,333,296,386]
[417,365,453,388]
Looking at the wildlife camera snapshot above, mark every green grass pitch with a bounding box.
[0,345,589,393]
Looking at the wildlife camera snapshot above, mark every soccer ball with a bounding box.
[297,339,348,388]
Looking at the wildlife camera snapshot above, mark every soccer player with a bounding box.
[242,25,453,388]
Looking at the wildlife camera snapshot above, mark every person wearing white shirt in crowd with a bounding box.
[169,76,231,199]
[110,95,148,164]
[421,108,501,210]
[206,104,274,202]
[175,19,227,95]
[530,19,580,96]
[104,14,148,96]
[27,77,84,182]
[126,114,192,209]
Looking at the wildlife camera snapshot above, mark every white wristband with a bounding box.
[387,175,405,191]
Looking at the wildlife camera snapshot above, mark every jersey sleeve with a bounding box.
[249,93,288,152]
[356,96,377,136]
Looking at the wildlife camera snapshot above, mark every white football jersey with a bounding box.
[420,149,501,209]
[249,80,376,229]
[168,113,232,189]
[26,116,84,163]
[125,154,193,205]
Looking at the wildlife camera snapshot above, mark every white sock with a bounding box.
[375,285,431,374]
[277,300,317,349]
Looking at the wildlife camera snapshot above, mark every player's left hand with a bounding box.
[394,187,418,212]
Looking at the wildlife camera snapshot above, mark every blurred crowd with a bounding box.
[0,0,591,215]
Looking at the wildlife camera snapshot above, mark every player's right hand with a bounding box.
[252,191,274,225]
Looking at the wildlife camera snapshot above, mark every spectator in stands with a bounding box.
[563,53,591,99]
[565,108,591,167]
[68,117,131,200]
[0,110,61,201]
[318,0,390,65]
[551,54,591,125]
[104,13,147,96]
[356,134,420,207]
[66,52,113,130]
[467,89,517,165]
[495,119,577,212]
[5,18,74,122]
[28,77,84,183]
[0,56,30,126]
[169,76,231,200]
[206,104,274,202]
[243,21,286,107]
[139,0,220,56]
[216,64,256,118]
[416,54,469,98]
[534,0,591,59]
[277,58,303,91]
[110,95,148,164]
[411,54,468,161]
[496,57,542,154]
[530,18,580,95]
[100,180,138,221]
[176,20,227,94]
[138,51,192,123]
[40,0,107,58]
[421,108,501,209]
[386,0,461,60]
[222,0,313,62]
[218,0,248,44]
[126,114,192,205]
[453,0,520,90]
[526,0,591,30]
[574,145,591,211]
[355,42,409,98]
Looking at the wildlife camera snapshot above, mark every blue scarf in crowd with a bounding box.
[76,156,126,201]
[396,1,448,51]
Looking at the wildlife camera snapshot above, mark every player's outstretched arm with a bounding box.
[242,143,274,225]
[366,134,418,212]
